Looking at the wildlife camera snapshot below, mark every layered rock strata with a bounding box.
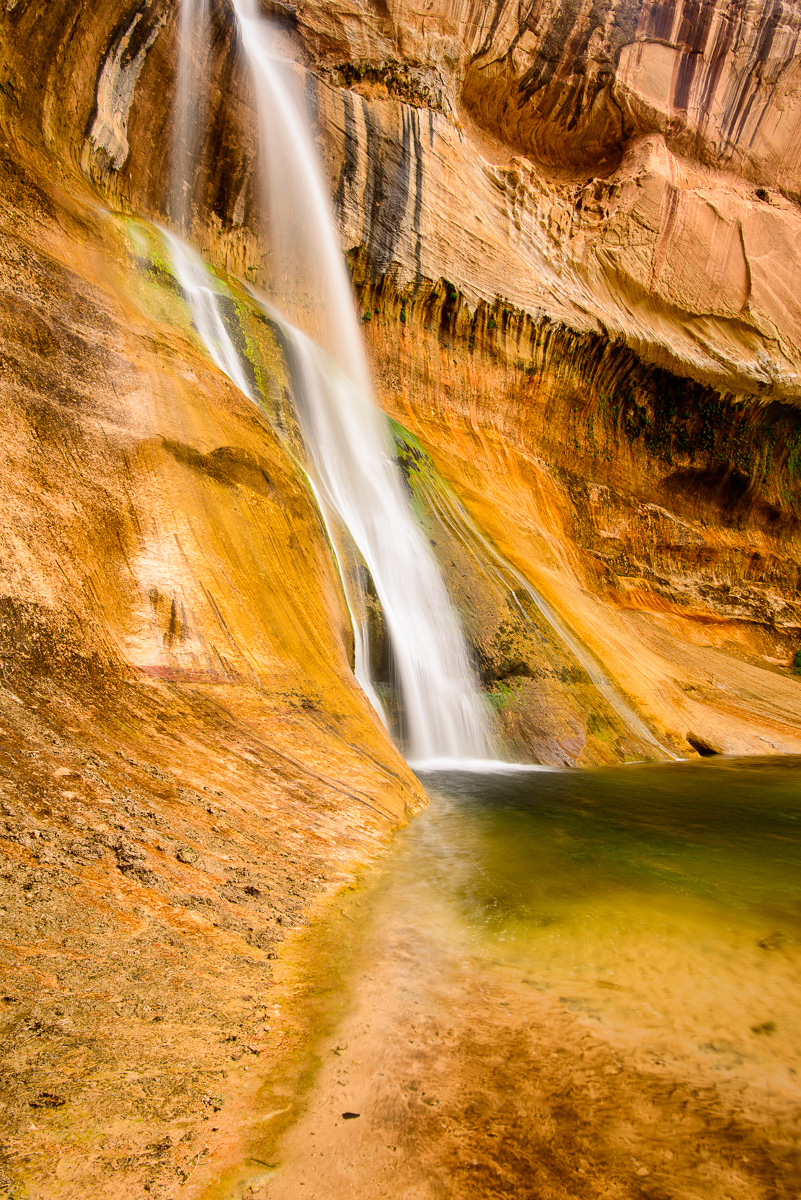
[10,0,792,760]
[363,275,801,758]
[1,0,801,1192]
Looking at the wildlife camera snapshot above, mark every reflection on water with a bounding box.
[414,757,801,1086]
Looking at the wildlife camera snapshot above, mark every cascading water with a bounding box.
[168,0,491,763]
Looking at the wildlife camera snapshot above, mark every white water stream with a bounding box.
[168,0,491,762]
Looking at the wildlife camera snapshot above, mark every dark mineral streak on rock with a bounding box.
[205,12,247,228]
[84,0,149,147]
[362,106,411,275]
[334,89,359,218]
[305,69,320,131]
[84,0,169,176]
[410,107,425,281]
[461,0,801,184]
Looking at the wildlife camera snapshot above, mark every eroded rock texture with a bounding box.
[1,0,801,1192]
[0,17,420,1193]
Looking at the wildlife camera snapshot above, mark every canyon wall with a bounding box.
[303,0,801,759]
[0,10,422,1193]
[292,0,801,760]
[2,0,801,1193]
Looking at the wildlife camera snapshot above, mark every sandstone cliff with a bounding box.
[306,0,801,759]
[7,0,792,763]
[1,0,801,1193]
[0,20,421,1192]
[306,0,801,761]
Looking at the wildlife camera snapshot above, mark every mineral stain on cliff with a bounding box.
[1,0,801,1194]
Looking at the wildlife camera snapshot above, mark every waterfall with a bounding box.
[167,0,491,763]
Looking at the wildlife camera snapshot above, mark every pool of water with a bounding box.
[414,756,801,1084]
[260,757,801,1199]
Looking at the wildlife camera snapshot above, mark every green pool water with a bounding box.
[250,756,801,1200]
[413,756,801,1085]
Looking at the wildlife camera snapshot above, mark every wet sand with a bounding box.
[246,761,801,1199]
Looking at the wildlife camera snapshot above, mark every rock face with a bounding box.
[6,0,801,398]
[0,31,420,1195]
[360,277,801,760]
[295,0,801,759]
[286,0,801,395]
[459,0,801,186]
[1,0,801,1192]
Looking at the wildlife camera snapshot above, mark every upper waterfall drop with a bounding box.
[169,0,491,763]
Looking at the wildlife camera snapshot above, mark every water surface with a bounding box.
[263,756,801,1199]
[416,756,801,1082]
